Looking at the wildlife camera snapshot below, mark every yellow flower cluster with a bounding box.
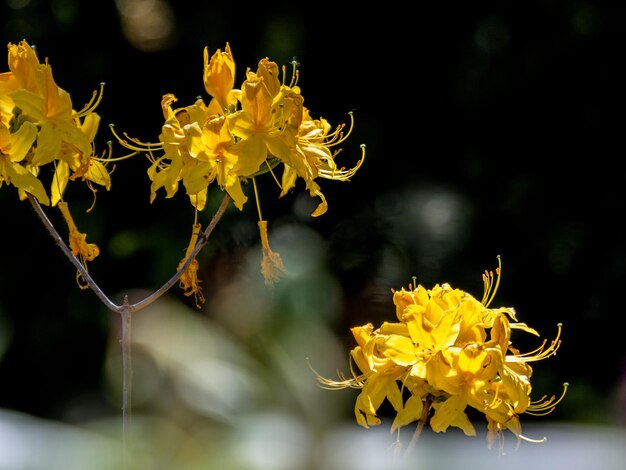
[1,40,364,300]
[113,43,364,300]
[0,40,111,206]
[114,43,363,215]
[0,40,115,281]
[317,259,566,448]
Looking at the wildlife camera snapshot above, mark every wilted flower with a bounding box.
[177,223,205,308]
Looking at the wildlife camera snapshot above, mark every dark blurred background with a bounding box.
[1,0,625,456]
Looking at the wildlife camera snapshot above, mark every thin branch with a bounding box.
[120,295,132,465]
[27,194,118,311]
[27,192,232,313]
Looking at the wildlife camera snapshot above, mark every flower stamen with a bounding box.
[74,82,105,118]
[481,255,502,307]
[526,382,569,416]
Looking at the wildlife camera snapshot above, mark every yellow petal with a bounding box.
[2,159,50,204]
[225,178,247,210]
[51,159,70,206]
[84,160,111,190]
[381,335,417,367]
[390,395,424,433]
[7,121,37,162]
[430,395,476,436]
[203,43,235,111]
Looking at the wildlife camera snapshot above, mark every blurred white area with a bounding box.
[0,408,122,469]
[2,408,625,470]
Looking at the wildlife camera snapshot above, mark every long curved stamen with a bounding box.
[481,255,502,307]
[526,382,569,416]
[323,111,355,147]
[74,82,105,118]
[92,140,138,163]
[507,323,562,363]
[298,112,356,149]
[318,143,366,181]
[309,355,368,390]
[109,124,165,152]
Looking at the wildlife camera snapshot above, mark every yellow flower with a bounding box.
[183,109,247,210]
[1,40,112,208]
[228,66,295,176]
[282,108,364,216]
[228,58,365,217]
[6,41,94,167]
[114,44,363,217]
[52,111,113,207]
[316,258,567,449]
[147,94,189,203]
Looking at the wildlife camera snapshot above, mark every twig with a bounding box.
[27,194,118,311]
[27,192,232,463]
[27,193,232,313]
[120,295,132,465]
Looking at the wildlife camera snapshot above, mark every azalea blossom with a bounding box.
[0,40,129,285]
[112,43,364,298]
[0,40,116,205]
[316,258,567,450]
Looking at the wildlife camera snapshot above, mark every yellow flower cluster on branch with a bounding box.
[0,41,113,206]
[0,40,124,281]
[316,258,567,449]
[113,42,364,215]
[112,43,364,298]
